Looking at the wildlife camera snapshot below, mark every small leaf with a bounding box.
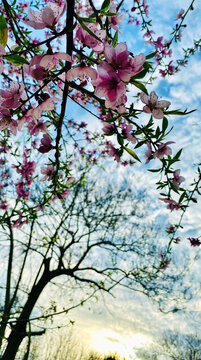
[174,148,182,160]
[129,79,148,95]
[101,11,116,16]
[164,109,196,116]
[124,147,141,162]
[148,168,161,173]
[112,31,118,48]
[117,133,124,145]
[155,126,160,138]
[131,68,148,80]
[179,192,186,203]
[68,21,77,32]
[134,140,146,149]
[4,55,29,66]
[162,117,168,133]
[101,0,111,11]
[146,51,157,59]
[78,16,96,23]
[0,14,8,47]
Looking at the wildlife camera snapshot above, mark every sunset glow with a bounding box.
[88,329,151,359]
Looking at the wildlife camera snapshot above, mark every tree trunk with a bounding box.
[1,269,51,360]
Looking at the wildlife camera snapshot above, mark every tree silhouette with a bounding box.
[0,163,186,359]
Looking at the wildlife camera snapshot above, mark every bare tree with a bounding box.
[136,330,201,360]
[159,331,201,360]
[0,165,193,359]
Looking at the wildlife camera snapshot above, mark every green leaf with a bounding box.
[179,192,186,203]
[148,168,161,172]
[146,51,157,59]
[4,55,29,66]
[112,31,118,48]
[0,14,8,47]
[174,148,182,160]
[129,79,148,95]
[134,140,146,149]
[164,109,196,116]
[131,68,148,80]
[155,126,160,138]
[124,147,141,162]
[101,0,111,11]
[68,21,77,32]
[78,16,96,23]
[162,117,168,133]
[100,11,116,16]
[117,134,124,145]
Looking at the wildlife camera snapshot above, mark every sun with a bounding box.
[88,329,150,360]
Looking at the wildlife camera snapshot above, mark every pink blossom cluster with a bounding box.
[13,150,36,199]
[144,142,174,163]
[92,42,145,109]
[108,4,124,33]
[24,53,71,81]
[0,81,26,135]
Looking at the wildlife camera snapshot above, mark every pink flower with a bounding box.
[56,188,70,200]
[159,198,181,211]
[66,66,97,82]
[24,0,66,29]
[105,141,120,162]
[142,0,149,16]
[130,53,146,76]
[159,252,170,270]
[102,122,115,135]
[16,180,30,199]
[92,62,127,109]
[12,212,27,227]
[76,24,106,53]
[0,115,18,135]
[13,153,36,182]
[39,53,71,70]
[38,134,53,153]
[155,37,164,51]
[0,200,8,210]
[166,225,175,233]
[153,141,174,159]
[144,143,152,163]
[175,9,185,20]
[172,169,185,189]
[0,81,26,110]
[0,44,6,74]
[24,53,71,80]
[159,69,166,78]
[143,30,155,38]
[41,165,54,181]
[19,96,60,130]
[104,42,130,81]
[108,4,124,33]
[121,123,137,143]
[104,43,145,82]
[188,237,201,247]
[168,60,175,74]
[140,91,171,119]
[66,177,75,185]
[29,121,49,136]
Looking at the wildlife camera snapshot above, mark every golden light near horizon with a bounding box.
[88,329,150,360]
